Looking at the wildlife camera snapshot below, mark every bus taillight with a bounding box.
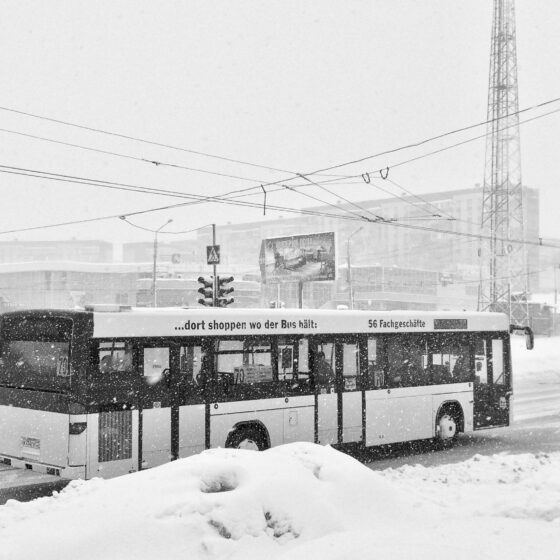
[69,422,87,435]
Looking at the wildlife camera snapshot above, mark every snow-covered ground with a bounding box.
[1,337,558,559]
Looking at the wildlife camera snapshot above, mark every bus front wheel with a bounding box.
[226,427,268,451]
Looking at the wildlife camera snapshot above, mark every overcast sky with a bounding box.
[1,1,559,247]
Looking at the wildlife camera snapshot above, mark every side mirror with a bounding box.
[509,325,534,350]
[524,327,534,350]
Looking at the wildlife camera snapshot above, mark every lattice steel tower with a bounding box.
[478,0,529,326]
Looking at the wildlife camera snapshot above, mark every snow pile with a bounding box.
[2,443,560,560]
[0,444,417,560]
[382,451,560,523]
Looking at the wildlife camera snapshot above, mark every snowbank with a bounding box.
[1,443,559,560]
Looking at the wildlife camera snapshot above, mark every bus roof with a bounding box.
[0,308,510,338]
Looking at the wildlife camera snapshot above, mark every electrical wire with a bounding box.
[118,218,214,236]
[298,96,560,178]
[2,95,560,202]
[0,105,298,176]
[0,163,559,250]
[0,127,274,184]
[1,100,560,248]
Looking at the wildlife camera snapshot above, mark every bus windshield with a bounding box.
[0,316,72,379]
[1,340,70,377]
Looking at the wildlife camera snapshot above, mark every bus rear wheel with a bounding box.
[226,427,268,451]
[436,410,458,447]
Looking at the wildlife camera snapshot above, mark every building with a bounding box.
[196,186,540,310]
[0,240,112,263]
[0,262,151,309]
[136,277,262,309]
[122,239,199,270]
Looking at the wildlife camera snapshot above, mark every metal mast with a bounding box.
[478,0,529,326]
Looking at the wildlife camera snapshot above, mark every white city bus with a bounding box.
[0,307,532,479]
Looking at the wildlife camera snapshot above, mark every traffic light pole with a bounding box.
[212,223,217,307]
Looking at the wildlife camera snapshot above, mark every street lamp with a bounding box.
[152,219,173,307]
[347,226,364,310]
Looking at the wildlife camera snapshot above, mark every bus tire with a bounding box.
[435,405,462,447]
[226,425,268,451]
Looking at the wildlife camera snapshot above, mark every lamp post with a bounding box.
[152,219,173,307]
[554,264,560,335]
[347,226,364,310]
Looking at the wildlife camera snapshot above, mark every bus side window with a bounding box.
[474,339,488,385]
[342,342,360,390]
[277,339,295,382]
[143,347,170,382]
[387,336,426,387]
[180,345,203,385]
[313,341,335,389]
[491,339,505,385]
[98,341,133,374]
[216,339,273,385]
[296,338,310,384]
[367,337,383,388]
[428,335,470,385]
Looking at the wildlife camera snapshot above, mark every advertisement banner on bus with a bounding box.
[259,232,336,284]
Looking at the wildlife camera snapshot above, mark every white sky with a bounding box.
[1,1,559,245]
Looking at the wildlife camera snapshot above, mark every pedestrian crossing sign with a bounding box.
[207,245,220,265]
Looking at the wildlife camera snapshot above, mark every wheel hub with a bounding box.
[439,414,457,440]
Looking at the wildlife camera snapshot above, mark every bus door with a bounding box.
[339,338,362,444]
[312,337,362,445]
[312,339,338,445]
[473,335,510,428]
[176,342,206,459]
[139,343,174,469]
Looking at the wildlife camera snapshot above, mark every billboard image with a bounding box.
[259,232,336,284]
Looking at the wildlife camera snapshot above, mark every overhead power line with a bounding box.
[0,127,271,184]
[1,96,559,198]
[0,105,296,176]
[0,163,559,251]
[299,96,560,178]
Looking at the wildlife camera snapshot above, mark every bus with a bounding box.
[0,306,533,480]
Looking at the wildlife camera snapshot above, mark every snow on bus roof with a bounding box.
[91,307,509,339]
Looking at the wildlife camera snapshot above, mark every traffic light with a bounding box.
[197,276,214,306]
[217,275,234,307]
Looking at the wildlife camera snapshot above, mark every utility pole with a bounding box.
[212,224,217,307]
[554,264,559,335]
[152,219,173,307]
[347,227,363,310]
[478,0,529,326]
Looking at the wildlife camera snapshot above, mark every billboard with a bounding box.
[259,232,336,284]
